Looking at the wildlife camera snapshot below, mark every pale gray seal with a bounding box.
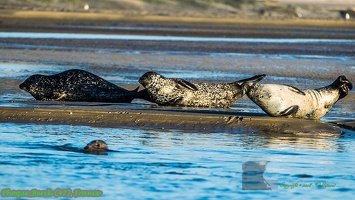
[19,69,149,103]
[83,140,108,155]
[139,71,265,108]
[245,76,353,119]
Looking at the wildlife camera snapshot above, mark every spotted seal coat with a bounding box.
[19,69,149,102]
[245,76,353,119]
[83,140,108,155]
[139,71,266,108]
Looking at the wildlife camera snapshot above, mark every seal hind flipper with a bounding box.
[131,86,140,92]
[174,78,198,91]
[279,105,299,116]
[137,89,152,102]
[287,86,306,95]
[236,74,266,84]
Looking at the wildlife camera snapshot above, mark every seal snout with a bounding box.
[19,82,25,89]
[19,81,30,92]
[340,76,352,91]
[19,74,43,92]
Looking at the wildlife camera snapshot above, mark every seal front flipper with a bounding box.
[174,78,198,91]
[160,96,183,106]
[287,86,306,95]
[279,105,299,116]
[55,93,68,101]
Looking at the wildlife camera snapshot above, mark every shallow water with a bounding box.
[0,31,354,199]
[0,123,354,199]
[1,32,355,43]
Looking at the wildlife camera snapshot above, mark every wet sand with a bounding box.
[0,102,344,135]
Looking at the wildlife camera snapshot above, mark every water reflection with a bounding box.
[129,125,347,152]
[242,161,273,190]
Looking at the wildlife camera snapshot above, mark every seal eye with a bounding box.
[339,76,346,82]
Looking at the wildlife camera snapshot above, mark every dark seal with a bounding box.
[19,69,149,103]
[83,140,108,155]
[139,71,265,108]
[245,76,353,119]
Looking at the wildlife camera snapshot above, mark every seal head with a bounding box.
[83,140,108,155]
[329,76,353,99]
[19,74,54,100]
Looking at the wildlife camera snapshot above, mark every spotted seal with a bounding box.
[19,69,149,102]
[245,76,353,119]
[83,140,108,155]
[139,71,266,108]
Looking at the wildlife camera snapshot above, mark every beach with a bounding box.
[1,2,355,199]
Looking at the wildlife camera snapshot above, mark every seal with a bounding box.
[139,71,265,108]
[19,69,149,103]
[245,76,353,119]
[83,140,108,155]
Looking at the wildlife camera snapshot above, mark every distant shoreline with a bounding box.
[1,10,355,40]
[1,10,355,29]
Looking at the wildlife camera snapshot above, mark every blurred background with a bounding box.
[1,0,355,23]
